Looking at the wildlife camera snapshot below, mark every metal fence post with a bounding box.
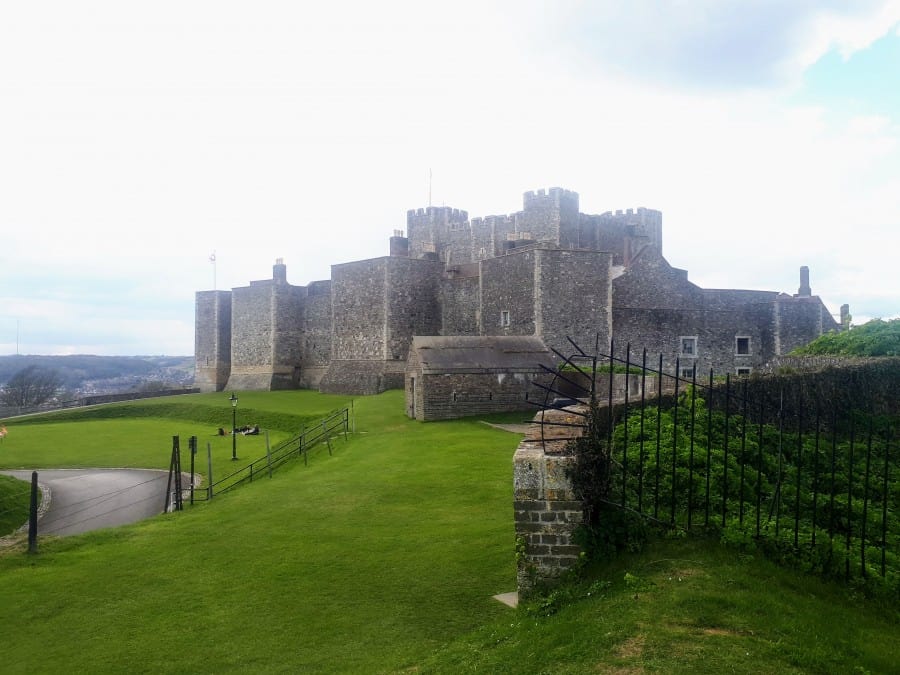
[189,436,197,505]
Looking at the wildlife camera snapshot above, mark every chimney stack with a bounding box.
[798,266,811,297]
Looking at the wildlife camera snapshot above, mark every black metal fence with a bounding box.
[550,340,898,585]
[167,407,350,508]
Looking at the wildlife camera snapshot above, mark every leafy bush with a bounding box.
[793,318,900,356]
[570,385,900,599]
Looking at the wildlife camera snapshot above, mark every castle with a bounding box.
[195,187,843,396]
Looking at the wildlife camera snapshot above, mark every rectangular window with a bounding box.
[737,367,752,376]
[680,336,697,357]
[736,336,751,355]
[680,366,695,379]
[500,310,511,327]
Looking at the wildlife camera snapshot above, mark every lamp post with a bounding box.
[229,392,238,461]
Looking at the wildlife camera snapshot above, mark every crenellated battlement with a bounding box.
[470,214,516,229]
[523,187,579,210]
[407,206,469,226]
[601,207,662,221]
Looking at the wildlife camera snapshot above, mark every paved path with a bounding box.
[1,469,171,537]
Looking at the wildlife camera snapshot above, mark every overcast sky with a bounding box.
[2,1,899,355]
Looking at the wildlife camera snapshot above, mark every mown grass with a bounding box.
[2,390,352,432]
[0,390,353,472]
[422,535,900,673]
[0,474,33,536]
[0,389,898,673]
[0,390,520,673]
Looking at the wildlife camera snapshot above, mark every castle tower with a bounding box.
[389,230,409,257]
[194,290,232,392]
[273,257,287,284]
[225,261,307,391]
[519,187,581,248]
[406,206,468,261]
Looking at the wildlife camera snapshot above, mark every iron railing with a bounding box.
[170,407,350,506]
[543,339,898,584]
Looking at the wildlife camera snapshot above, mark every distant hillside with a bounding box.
[0,354,194,395]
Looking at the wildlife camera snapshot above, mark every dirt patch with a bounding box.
[614,633,646,659]
[699,627,740,636]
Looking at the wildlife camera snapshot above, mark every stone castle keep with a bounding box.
[195,187,842,399]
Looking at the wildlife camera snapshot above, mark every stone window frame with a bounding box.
[500,310,511,327]
[680,365,696,380]
[679,336,698,357]
[735,335,751,356]
[736,367,752,376]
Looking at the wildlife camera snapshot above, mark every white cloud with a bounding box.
[544,1,900,88]
[0,2,898,354]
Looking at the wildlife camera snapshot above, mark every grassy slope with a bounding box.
[0,391,519,673]
[0,390,353,471]
[0,390,897,673]
[423,536,900,674]
[0,474,32,536]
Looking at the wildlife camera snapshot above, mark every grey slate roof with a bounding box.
[409,336,556,374]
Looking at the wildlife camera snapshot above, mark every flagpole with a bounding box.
[210,251,217,290]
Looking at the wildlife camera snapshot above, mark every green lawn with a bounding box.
[0,389,897,673]
[423,535,900,673]
[0,474,33,537]
[0,390,354,471]
[0,390,520,672]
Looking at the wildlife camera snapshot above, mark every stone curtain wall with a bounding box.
[612,253,774,374]
[385,257,442,361]
[270,284,307,389]
[700,289,779,374]
[440,273,480,336]
[535,249,612,359]
[331,258,389,360]
[776,297,838,355]
[480,251,537,336]
[299,280,332,388]
[227,282,283,389]
[321,359,406,395]
[194,290,232,392]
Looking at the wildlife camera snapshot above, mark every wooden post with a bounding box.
[207,441,214,499]
[28,471,38,554]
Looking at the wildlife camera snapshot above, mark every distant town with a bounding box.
[0,354,194,403]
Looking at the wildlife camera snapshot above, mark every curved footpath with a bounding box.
[1,469,172,537]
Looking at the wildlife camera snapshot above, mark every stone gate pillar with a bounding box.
[513,407,585,593]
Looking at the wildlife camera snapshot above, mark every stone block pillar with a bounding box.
[513,407,585,593]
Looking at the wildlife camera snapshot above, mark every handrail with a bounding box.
[201,407,350,498]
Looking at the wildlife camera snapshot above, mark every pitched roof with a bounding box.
[409,336,556,374]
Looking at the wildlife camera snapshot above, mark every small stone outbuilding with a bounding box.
[405,336,556,420]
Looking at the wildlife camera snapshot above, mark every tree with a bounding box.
[0,365,64,407]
